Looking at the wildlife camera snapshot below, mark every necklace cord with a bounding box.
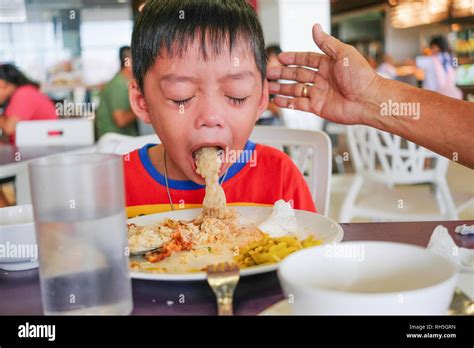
[163,147,175,211]
[163,147,229,211]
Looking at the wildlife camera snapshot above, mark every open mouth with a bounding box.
[191,146,224,160]
[191,145,226,173]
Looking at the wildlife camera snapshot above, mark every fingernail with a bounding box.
[315,23,323,32]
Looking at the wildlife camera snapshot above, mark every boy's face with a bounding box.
[130,39,268,184]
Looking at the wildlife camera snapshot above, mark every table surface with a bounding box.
[0,143,88,166]
[1,220,473,315]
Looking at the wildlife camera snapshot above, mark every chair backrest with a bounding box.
[113,134,161,155]
[96,133,135,154]
[280,108,325,131]
[15,119,94,146]
[250,126,332,216]
[102,128,331,215]
[347,125,449,184]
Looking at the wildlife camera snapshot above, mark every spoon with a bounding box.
[130,247,162,257]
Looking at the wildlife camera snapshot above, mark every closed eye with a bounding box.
[171,97,194,107]
[226,96,248,106]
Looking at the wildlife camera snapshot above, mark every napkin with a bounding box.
[427,225,474,300]
[258,200,298,238]
[455,224,474,235]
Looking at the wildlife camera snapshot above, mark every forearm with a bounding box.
[0,116,17,136]
[113,110,136,128]
[0,117,4,137]
[362,77,474,168]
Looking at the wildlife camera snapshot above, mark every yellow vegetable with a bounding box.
[234,234,321,268]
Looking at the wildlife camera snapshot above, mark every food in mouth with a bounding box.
[194,146,234,220]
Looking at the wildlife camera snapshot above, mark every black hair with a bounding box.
[265,44,282,58]
[119,46,131,69]
[0,64,39,88]
[131,0,266,93]
[429,36,450,54]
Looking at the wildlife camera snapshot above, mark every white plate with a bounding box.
[259,299,291,315]
[128,206,343,281]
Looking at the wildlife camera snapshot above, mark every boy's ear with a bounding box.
[129,79,151,124]
[255,79,270,122]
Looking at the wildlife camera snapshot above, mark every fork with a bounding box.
[448,288,474,315]
[206,262,240,316]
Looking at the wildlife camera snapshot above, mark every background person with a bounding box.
[416,35,462,99]
[256,45,283,126]
[0,64,57,144]
[95,46,138,138]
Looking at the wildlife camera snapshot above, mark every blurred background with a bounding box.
[0,0,473,222]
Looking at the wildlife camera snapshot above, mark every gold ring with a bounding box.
[302,84,309,98]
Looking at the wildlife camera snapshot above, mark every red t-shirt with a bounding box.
[123,141,316,218]
[4,85,57,144]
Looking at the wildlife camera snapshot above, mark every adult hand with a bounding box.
[266,23,382,125]
[267,23,474,169]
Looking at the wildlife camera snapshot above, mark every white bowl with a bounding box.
[0,204,38,271]
[278,241,458,315]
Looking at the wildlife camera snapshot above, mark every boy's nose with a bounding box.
[195,112,224,129]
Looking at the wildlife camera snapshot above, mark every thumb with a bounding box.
[312,23,344,60]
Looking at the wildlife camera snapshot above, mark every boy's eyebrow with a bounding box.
[160,74,200,83]
[160,71,255,84]
[219,71,255,82]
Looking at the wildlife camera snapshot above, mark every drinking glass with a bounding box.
[29,153,133,315]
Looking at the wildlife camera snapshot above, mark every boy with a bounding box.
[125,0,316,217]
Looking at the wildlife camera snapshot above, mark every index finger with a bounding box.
[278,51,325,69]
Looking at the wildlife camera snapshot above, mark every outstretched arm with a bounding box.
[267,24,474,169]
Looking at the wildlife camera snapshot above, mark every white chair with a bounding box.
[6,119,95,205]
[339,125,458,222]
[112,134,160,155]
[98,128,332,215]
[250,126,332,216]
[280,108,325,131]
[96,133,135,154]
[96,133,160,155]
[15,119,94,146]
